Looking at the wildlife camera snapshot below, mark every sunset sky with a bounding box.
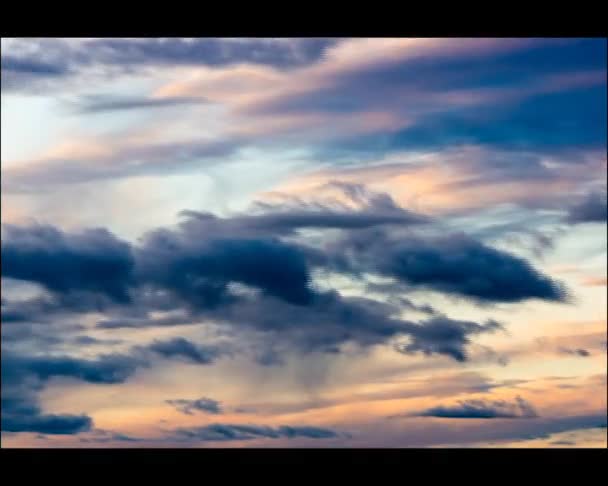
[1,37,606,448]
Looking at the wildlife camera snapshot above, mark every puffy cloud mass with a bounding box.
[1,188,567,361]
[1,224,134,302]
[323,230,568,303]
[0,182,577,439]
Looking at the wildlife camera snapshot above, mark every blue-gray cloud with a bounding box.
[0,349,142,435]
[395,317,503,362]
[248,39,606,155]
[1,38,337,92]
[172,423,340,442]
[1,224,134,302]
[566,191,608,224]
[0,335,231,435]
[412,396,538,419]
[143,338,224,365]
[1,189,566,367]
[324,230,568,303]
[1,408,92,435]
[166,397,222,415]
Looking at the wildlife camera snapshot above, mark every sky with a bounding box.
[1,37,606,448]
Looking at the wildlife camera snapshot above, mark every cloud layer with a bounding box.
[1,38,606,447]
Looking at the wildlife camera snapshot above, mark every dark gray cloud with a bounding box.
[1,290,120,325]
[0,349,142,435]
[325,230,568,303]
[1,223,134,302]
[179,204,426,236]
[133,188,427,310]
[1,55,69,76]
[71,335,124,346]
[138,233,316,307]
[375,411,608,447]
[143,338,224,365]
[172,423,339,442]
[1,186,426,313]
[566,191,608,224]
[3,350,145,385]
[96,312,196,329]
[1,189,564,367]
[91,286,500,363]
[166,397,222,415]
[412,396,538,419]
[1,407,92,435]
[0,335,231,435]
[1,38,337,92]
[1,324,122,350]
[395,317,504,362]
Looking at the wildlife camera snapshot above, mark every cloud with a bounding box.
[79,429,144,443]
[69,94,208,114]
[0,336,230,435]
[1,223,134,302]
[119,188,423,310]
[268,145,606,220]
[166,397,222,415]
[324,230,568,303]
[549,440,577,446]
[95,313,196,329]
[3,38,606,447]
[246,372,524,416]
[143,338,224,365]
[0,291,124,326]
[1,38,338,93]
[71,335,124,346]
[2,137,242,193]
[566,191,608,223]
[180,184,428,234]
[1,408,92,435]
[3,39,605,196]
[139,234,315,307]
[1,188,563,365]
[0,349,144,435]
[413,396,538,419]
[1,54,69,77]
[395,317,503,362]
[230,38,606,154]
[135,189,426,309]
[558,347,591,357]
[172,423,339,442]
[3,350,145,385]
